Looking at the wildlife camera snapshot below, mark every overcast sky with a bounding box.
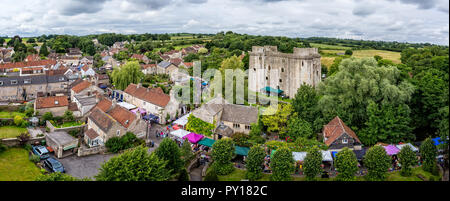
[1,0,448,45]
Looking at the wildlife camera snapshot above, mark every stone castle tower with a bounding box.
[248,46,321,98]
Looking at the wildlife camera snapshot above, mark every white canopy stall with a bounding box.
[173,112,191,128]
[169,129,190,139]
[292,151,333,162]
[395,143,419,152]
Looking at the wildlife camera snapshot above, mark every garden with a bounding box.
[0,126,28,139]
[0,147,42,181]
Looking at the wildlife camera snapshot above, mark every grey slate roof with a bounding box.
[46,131,77,146]
[157,61,172,69]
[74,95,97,106]
[0,74,67,87]
[221,104,258,125]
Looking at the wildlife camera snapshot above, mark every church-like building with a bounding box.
[248,46,322,98]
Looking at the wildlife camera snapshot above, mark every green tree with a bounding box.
[364,146,391,181]
[39,42,49,57]
[211,139,235,175]
[180,139,193,164]
[318,58,414,135]
[335,147,358,181]
[327,57,343,76]
[420,138,438,174]
[270,147,294,181]
[345,49,353,56]
[185,114,215,137]
[398,145,417,176]
[62,110,74,122]
[360,101,413,146]
[155,138,184,176]
[111,61,144,90]
[96,146,170,181]
[292,84,321,132]
[303,146,323,180]
[245,146,266,181]
[261,103,293,137]
[286,115,314,140]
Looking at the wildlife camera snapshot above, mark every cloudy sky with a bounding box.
[1,0,448,45]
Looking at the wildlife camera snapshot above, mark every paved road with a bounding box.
[58,153,116,180]
[59,123,166,180]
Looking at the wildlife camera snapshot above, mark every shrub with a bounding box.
[14,115,24,126]
[364,146,391,181]
[178,168,190,181]
[303,146,323,180]
[420,138,438,175]
[398,145,417,176]
[105,132,141,153]
[29,154,41,163]
[204,169,218,181]
[23,143,32,152]
[211,139,235,175]
[231,133,251,147]
[335,147,358,181]
[246,146,266,181]
[0,143,7,153]
[270,147,294,181]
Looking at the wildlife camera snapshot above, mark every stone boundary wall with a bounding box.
[1,136,46,147]
[46,120,87,133]
[77,145,107,157]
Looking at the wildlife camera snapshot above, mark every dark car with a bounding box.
[43,157,65,173]
[32,145,49,159]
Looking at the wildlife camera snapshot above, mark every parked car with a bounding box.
[43,157,65,173]
[32,145,49,159]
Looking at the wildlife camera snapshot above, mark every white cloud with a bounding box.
[0,0,448,45]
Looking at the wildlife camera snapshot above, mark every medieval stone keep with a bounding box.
[248,46,322,98]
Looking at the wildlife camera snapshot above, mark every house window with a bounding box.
[116,130,120,136]
[233,124,240,129]
[245,125,251,130]
[11,80,18,85]
[342,139,348,144]
[24,79,31,84]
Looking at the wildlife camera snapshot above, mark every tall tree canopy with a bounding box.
[111,61,144,90]
[318,57,415,142]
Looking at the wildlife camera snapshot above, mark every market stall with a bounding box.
[183,132,204,144]
[383,145,400,156]
[169,129,190,139]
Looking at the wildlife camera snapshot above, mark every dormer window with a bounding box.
[11,80,18,85]
[342,139,348,144]
[125,120,129,125]
[55,101,59,105]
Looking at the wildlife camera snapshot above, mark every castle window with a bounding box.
[253,68,256,71]
[302,61,304,66]
[279,79,282,83]
[281,68,284,72]
[266,77,268,80]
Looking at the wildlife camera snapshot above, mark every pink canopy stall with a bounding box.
[183,133,204,144]
[383,145,400,155]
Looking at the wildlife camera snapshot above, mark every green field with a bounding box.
[352,49,401,64]
[0,148,42,181]
[0,126,28,139]
[311,43,351,50]
[0,111,26,119]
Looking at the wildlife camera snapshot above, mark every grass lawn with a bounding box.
[0,148,42,181]
[0,111,26,119]
[0,126,28,139]
[56,121,84,128]
[352,50,401,64]
[386,167,441,181]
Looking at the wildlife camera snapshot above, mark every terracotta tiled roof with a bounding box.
[108,106,136,128]
[35,96,69,109]
[131,54,146,60]
[170,58,183,66]
[0,59,57,69]
[26,54,40,62]
[85,128,99,139]
[72,80,91,93]
[182,62,193,67]
[95,98,112,113]
[323,116,361,146]
[68,102,79,111]
[124,83,170,107]
[141,64,156,69]
[95,73,109,80]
